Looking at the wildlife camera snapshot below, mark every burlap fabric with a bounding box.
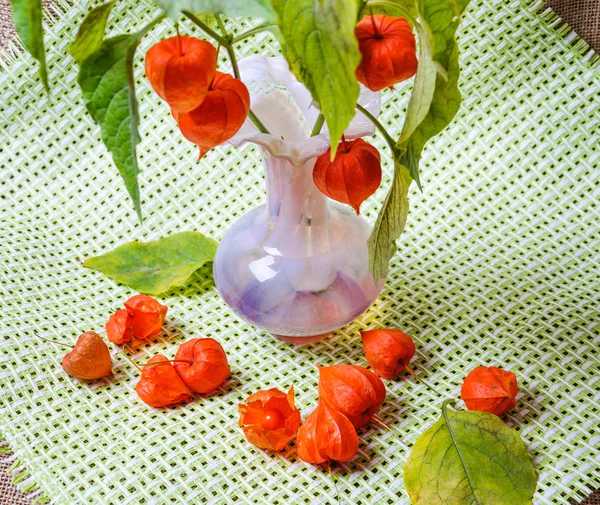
[546,0,600,52]
[0,442,35,505]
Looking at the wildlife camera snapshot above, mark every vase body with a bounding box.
[213,148,381,340]
[212,55,383,342]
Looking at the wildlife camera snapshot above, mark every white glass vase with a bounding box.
[213,56,384,343]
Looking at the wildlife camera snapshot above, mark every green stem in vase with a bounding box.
[310,112,325,137]
[232,23,276,44]
[214,15,270,135]
[355,103,398,156]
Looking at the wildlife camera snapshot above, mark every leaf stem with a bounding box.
[328,464,340,505]
[232,23,276,44]
[224,44,241,79]
[213,15,271,135]
[120,346,142,373]
[357,0,369,19]
[34,335,71,349]
[442,400,481,505]
[214,13,228,38]
[372,415,392,431]
[248,110,269,134]
[137,13,167,39]
[355,103,397,155]
[310,112,325,137]
[175,23,183,56]
[369,7,381,37]
[405,365,437,391]
[141,359,193,367]
[371,415,411,452]
[185,12,270,134]
[183,12,227,46]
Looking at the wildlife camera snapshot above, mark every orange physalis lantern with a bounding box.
[106,308,132,344]
[135,355,191,408]
[360,329,416,380]
[173,338,230,394]
[238,387,301,451]
[296,401,358,464]
[124,294,168,340]
[61,331,112,380]
[145,35,218,114]
[355,15,418,91]
[461,366,518,416]
[312,137,381,215]
[177,71,251,160]
[318,364,386,428]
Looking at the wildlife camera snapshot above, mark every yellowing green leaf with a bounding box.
[154,0,276,21]
[10,0,48,89]
[399,0,470,184]
[368,158,411,282]
[368,0,471,280]
[83,232,218,295]
[404,402,537,505]
[271,0,361,156]
[400,43,462,185]
[70,1,116,64]
[396,25,437,146]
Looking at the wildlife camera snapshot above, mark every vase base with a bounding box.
[273,332,332,344]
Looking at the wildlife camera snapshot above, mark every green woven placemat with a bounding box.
[1,0,599,504]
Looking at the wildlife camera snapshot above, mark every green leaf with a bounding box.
[367,158,411,282]
[77,34,143,221]
[420,0,463,70]
[368,0,470,280]
[154,0,276,21]
[271,0,361,156]
[69,0,116,64]
[83,232,218,295]
[396,27,437,148]
[399,0,470,180]
[400,42,462,184]
[10,0,48,89]
[361,0,417,21]
[404,402,537,505]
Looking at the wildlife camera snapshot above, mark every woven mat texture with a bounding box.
[1,0,599,504]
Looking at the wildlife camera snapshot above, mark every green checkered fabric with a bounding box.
[1,0,598,503]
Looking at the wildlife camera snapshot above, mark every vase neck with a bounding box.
[262,147,328,226]
[260,147,331,254]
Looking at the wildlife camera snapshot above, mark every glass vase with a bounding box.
[213,56,384,343]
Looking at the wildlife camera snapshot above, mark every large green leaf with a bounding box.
[69,0,116,64]
[271,0,361,156]
[368,0,470,281]
[83,232,218,295]
[10,0,48,89]
[404,402,537,505]
[77,34,143,221]
[154,0,276,21]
